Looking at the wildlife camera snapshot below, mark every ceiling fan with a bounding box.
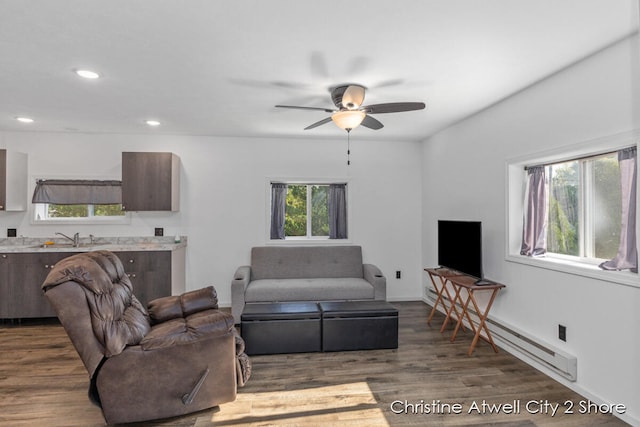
[275,84,426,131]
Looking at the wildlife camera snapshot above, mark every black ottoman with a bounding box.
[319,301,398,351]
[240,302,321,355]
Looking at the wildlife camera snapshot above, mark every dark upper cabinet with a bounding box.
[0,149,28,211]
[121,152,180,211]
[0,150,5,211]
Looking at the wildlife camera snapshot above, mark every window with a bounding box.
[269,180,348,241]
[34,203,125,221]
[285,184,329,237]
[32,178,129,224]
[546,152,621,262]
[506,131,638,287]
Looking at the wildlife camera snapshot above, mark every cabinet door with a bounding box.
[0,149,6,210]
[0,253,9,316]
[122,152,179,211]
[116,251,172,308]
[0,149,27,211]
[3,252,67,318]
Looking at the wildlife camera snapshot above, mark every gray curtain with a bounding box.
[328,184,347,239]
[600,147,638,272]
[32,179,121,205]
[270,183,287,240]
[520,166,547,256]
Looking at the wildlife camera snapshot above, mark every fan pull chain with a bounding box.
[347,128,351,166]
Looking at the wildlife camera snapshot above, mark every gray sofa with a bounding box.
[231,245,386,323]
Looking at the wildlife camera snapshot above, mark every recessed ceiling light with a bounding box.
[145,120,161,126]
[16,117,34,123]
[74,69,101,79]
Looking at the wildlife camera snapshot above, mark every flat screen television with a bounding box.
[438,220,483,279]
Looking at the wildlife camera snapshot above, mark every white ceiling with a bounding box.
[0,0,637,142]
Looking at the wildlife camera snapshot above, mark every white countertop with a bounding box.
[0,236,187,253]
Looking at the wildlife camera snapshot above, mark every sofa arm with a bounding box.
[363,264,386,300]
[231,265,251,324]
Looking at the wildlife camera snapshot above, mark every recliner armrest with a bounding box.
[148,286,219,324]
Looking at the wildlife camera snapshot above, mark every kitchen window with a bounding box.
[32,179,129,224]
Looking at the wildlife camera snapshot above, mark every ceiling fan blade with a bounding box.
[362,102,426,114]
[360,115,383,130]
[275,105,335,113]
[304,117,333,130]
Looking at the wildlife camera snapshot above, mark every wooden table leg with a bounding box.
[441,282,465,333]
[450,286,476,342]
[466,288,501,356]
[426,274,446,325]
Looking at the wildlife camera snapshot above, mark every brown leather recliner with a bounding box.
[42,250,251,425]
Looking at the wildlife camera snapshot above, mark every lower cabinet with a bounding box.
[117,251,172,308]
[0,252,66,318]
[0,249,183,319]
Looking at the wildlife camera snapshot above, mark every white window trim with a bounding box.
[265,176,352,245]
[505,130,640,289]
[30,175,131,225]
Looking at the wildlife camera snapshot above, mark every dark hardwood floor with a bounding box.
[0,302,629,426]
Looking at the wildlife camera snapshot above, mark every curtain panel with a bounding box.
[520,166,547,257]
[32,179,122,205]
[328,184,347,239]
[600,147,638,272]
[270,183,287,240]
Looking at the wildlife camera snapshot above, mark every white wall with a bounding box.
[0,132,423,305]
[422,35,640,425]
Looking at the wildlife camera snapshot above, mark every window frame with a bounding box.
[506,131,639,288]
[30,175,131,225]
[265,177,352,245]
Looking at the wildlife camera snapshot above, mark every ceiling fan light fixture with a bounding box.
[331,110,365,130]
[341,85,365,109]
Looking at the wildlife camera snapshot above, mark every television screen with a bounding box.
[438,220,483,279]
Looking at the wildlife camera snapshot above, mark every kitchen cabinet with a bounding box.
[122,152,180,211]
[0,252,65,318]
[0,248,185,319]
[0,149,28,211]
[118,250,172,307]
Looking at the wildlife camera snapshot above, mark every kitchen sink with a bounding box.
[29,242,110,249]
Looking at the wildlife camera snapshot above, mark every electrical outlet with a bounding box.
[558,324,567,342]
[154,228,164,237]
[396,270,401,279]
[7,228,17,237]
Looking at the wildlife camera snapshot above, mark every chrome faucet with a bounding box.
[55,232,80,247]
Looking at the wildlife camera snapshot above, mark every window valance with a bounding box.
[32,179,122,205]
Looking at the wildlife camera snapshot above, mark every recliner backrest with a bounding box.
[42,251,151,366]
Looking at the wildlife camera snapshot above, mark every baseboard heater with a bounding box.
[425,288,577,381]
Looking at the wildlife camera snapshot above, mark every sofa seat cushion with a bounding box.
[140,309,235,351]
[244,278,374,303]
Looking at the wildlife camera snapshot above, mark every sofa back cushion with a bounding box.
[251,246,363,280]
